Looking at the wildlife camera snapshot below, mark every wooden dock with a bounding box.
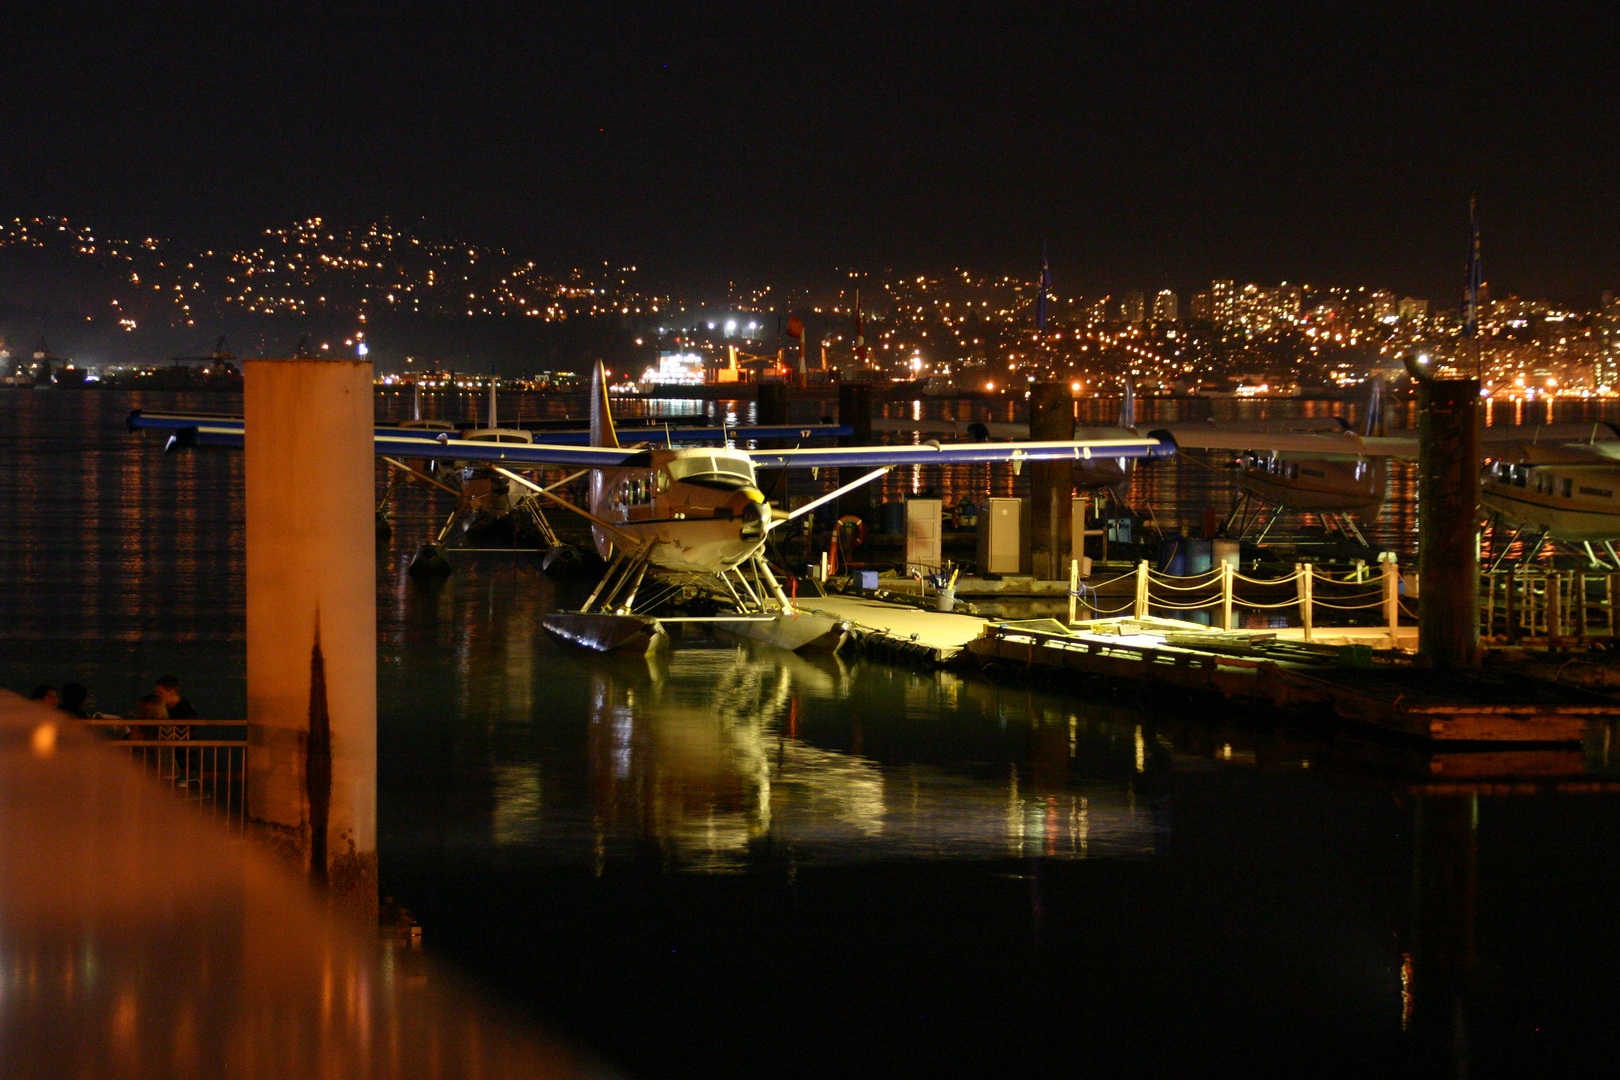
[966,620,1620,742]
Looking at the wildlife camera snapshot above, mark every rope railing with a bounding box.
[1144,593,1225,610]
[1068,558,1620,646]
[1062,555,1412,645]
[1312,597,1385,611]
[1232,568,1305,587]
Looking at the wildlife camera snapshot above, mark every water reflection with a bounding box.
[457,635,1164,872]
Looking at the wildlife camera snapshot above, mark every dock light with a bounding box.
[1402,351,1433,382]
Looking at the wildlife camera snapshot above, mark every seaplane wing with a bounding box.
[1149,426,1397,458]
[372,434,648,468]
[749,435,1173,469]
[130,410,1170,468]
[139,419,652,468]
[126,410,848,448]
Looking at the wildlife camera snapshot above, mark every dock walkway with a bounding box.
[967,621,1620,742]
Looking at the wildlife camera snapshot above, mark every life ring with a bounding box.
[834,515,867,547]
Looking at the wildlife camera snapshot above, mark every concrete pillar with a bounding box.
[245,357,377,920]
[1417,379,1481,668]
[1028,382,1073,581]
[838,382,874,524]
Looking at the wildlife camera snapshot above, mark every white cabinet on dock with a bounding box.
[978,497,1023,575]
[905,498,944,575]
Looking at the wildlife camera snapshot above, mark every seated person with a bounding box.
[154,675,198,721]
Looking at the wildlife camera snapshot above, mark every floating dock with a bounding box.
[967,620,1620,743]
[782,589,1620,743]
[791,594,990,665]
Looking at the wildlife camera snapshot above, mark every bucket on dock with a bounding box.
[1157,533,1186,576]
[936,586,956,613]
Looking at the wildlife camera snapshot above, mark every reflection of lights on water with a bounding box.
[1400,953,1414,1030]
[1135,725,1145,772]
[492,766,542,845]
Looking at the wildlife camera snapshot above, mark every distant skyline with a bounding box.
[3,5,1617,302]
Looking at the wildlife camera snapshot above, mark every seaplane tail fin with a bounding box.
[1364,377,1385,438]
[590,360,621,449]
[1119,377,1136,429]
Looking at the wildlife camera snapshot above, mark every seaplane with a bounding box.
[1155,378,1620,565]
[129,361,1174,654]
[129,375,852,574]
[1478,430,1620,565]
[1150,379,1399,545]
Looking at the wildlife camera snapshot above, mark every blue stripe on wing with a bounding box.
[748,438,1173,468]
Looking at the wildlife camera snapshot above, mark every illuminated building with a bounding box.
[1398,296,1429,322]
[1120,290,1145,324]
[1151,289,1178,323]
[1209,279,1235,326]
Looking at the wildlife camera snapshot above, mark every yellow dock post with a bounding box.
[1068,558,1079,626]
[1382,554,1400,649]
[1297,563,1314,642]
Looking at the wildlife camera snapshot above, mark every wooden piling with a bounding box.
[1028,382,1073,581]
[1417,379,1481,668]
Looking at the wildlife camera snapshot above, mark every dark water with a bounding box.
[4,388,1620,1078]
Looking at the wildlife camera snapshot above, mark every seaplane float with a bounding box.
[128,361,1174,654]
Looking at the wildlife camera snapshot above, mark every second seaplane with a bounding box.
[132,361,1174,654]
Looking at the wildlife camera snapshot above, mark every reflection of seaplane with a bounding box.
[130,361,1173,654]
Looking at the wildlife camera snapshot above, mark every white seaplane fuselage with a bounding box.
[589,446,773,572]
[1481,447,1620,543]
[1232,451,1386,512]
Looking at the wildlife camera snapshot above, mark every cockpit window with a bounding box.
[666,452,756,490]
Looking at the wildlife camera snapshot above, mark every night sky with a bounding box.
[5,3,1617,299]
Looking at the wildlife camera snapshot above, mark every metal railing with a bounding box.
[1483,569,1620,643]
[83,720,249,831]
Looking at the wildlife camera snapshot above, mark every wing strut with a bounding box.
[492,467,641,547]
[768,467,893,530]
